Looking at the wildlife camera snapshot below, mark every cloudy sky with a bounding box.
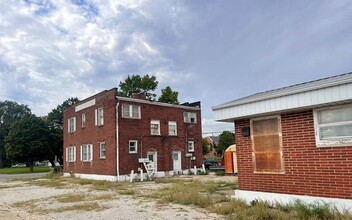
[1,0,352,135]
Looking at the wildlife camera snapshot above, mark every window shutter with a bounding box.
[68,119,70,133]
[73,117,76,132]
[80,145,83,161]
[251,117,284,173]
[95,109,98,126]
[90,144,93,161]
[66,147,68,162]
[74,147,76,162]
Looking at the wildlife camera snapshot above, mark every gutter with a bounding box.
[116,102,120,181]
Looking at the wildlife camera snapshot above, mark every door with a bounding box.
[147,151,157,172]
[172,151,181,171]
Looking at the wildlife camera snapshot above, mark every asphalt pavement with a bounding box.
[0,172,48,181]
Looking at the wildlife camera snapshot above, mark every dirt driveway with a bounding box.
[0,174,237,220]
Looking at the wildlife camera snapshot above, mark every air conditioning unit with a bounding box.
[139,158,150,163]
[185,153,193,158]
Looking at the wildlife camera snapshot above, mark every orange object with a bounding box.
[224,145,237,174]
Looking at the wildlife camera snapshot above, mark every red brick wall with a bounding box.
[63,90,202,176]
[235,110,352,199]
[117,99,202,175]
[63,89,118,176]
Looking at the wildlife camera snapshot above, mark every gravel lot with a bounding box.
[0,174,236,220]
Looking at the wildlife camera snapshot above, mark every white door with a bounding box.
[147,152,157,172]
[172,151,181,171]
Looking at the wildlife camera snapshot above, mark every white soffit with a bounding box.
[213,73,352,122]
[75,99,96,112]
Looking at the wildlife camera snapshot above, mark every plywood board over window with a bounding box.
[250,116,284,174]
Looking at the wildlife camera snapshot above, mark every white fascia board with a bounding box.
[75,99,96,112]
[213,73,352,110]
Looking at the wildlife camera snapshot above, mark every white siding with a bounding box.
[214,83,352,122]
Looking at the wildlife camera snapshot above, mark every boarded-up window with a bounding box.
[250,116,284,173]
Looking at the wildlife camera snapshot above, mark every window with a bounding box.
[188,141,194,152]
[122,104,141,119]
[81,113,86,128]
[100,142,106,159]
[68,117,76,133]
[168,121,177,136]
[66,146,76,162]
[81,144,93,162]
[184,112,197,123]
[250,116,284,173]
[314,104,352,147]
[95,108,104,126]
[129,140,137,153]
[150,120,160,135]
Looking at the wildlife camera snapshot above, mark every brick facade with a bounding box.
[63,88,202,176]
[235,110,352,199]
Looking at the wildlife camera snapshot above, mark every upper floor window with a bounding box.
[122,104,141,119]
[188,141,195,152]
[81,144,93,162]
[314,104,352,147]
[81,113,86,128]
[168,121,177,136]
[95,108,104,126]
[129,140,137,153]
[66,146,76,162]
[184,112,197,123]
[151,120,160,135]
[68,117,76,133]
[100,142,106,159]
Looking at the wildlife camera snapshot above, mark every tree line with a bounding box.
[0,74,180,171]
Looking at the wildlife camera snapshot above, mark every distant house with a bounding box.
[63,88,202,181]
[213,73,352,210]
[203,136,219,158]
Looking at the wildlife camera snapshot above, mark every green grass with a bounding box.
[0,167,51,174]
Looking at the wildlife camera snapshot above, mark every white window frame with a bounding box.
[314,104,352,147]
[184,112,197,123]
[66,146,76,162]
[95,108,104,126]
[81,113,86,128]
[68,117,76,133]
[99,142,106,159]
[122,104,141,119]
[129,140,138,154]
[150,120,160,135]
[168,121,177,136]
[188,141,195,152]
[81,144,93,162]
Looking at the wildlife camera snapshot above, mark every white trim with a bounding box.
[95,109,98,126]
[75,99,96,112]
[80,145,82,161]
[73,117,76,132]
[99,142,106,159]
[213,73,352,110]
[234,190,352,213]
[116,102,120,181]
[73,146,76,162]
[118,96,200,110]
[121,104,141,119]
[65,147,68,162]
[81,113,86,128]
[188,141,195,152]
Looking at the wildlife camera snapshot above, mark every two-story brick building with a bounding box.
[63,88,202,181]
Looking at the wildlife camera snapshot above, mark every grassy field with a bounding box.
[0,167,51,174]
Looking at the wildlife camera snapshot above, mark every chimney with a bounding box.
[131,93,147,100]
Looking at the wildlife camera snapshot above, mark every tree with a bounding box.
[158,86,179,104]
[5,115,53,172]
[47,97,80,129]
[0,101,31,167]
[217,131,235,155]
[118,74,158,100]
[46,97,80,164]
[202,138,211,155]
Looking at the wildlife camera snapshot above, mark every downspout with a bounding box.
[116,102,120,181]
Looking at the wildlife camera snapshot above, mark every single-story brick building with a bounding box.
[63,88,202,181]
[213,72,352,211]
